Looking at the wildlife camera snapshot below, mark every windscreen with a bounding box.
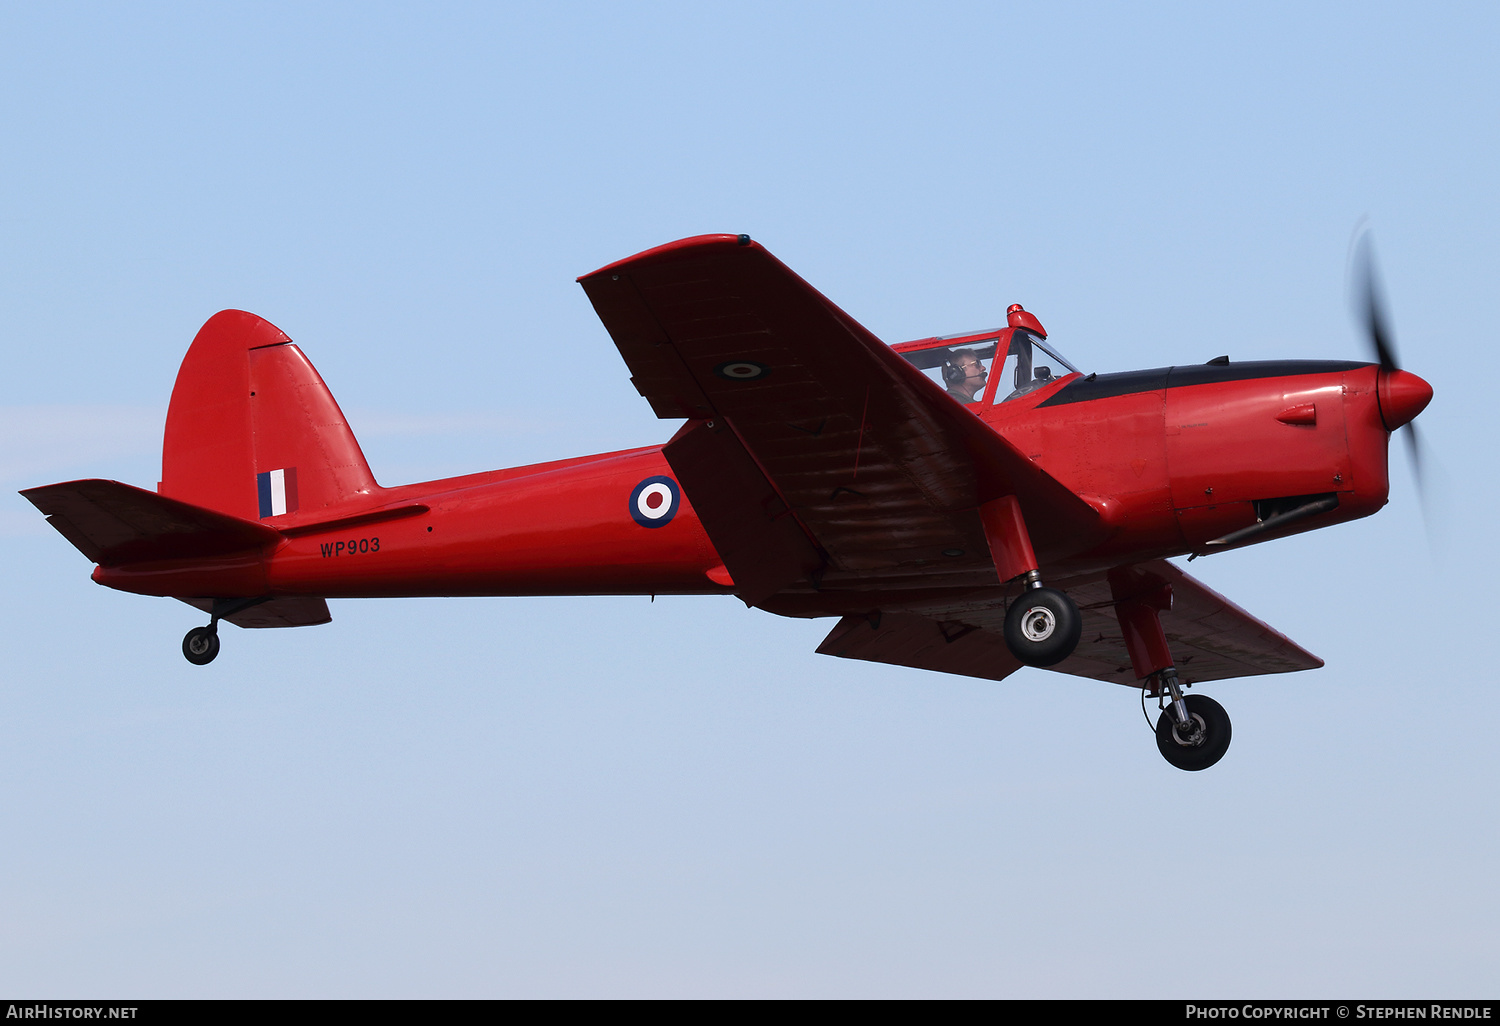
[898,339,999,405]
[993,330,1080,403]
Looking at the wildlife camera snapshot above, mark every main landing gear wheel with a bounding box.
[1155,694,1232,771]
[182,625,220,666]
[1003,586,1082,666]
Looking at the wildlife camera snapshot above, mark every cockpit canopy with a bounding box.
[896,325,1081,406]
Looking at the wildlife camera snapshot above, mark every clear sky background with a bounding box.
[1,2,1496,998]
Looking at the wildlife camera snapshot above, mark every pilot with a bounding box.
[943,350,988,403]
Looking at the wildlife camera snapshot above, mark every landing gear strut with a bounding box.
[1151,668,1232,771]
[1112,575,1233,770]
[1002,571,1082,666]
[180,597,268,665]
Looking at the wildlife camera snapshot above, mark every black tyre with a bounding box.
[182,626,220,666]
[1002,587,1082,667]
[1155,694,1232,771]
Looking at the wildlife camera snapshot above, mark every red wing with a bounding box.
[816,560,1320,686]
[816,610,1024,683]
[579,235,1104,604]
[1052,561,1323,685]
[21,479,281,566]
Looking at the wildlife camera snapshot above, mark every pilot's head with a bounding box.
[944,350,988,400]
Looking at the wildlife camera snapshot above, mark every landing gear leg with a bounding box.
[979,497,1082,667]
[1112,576,1232,770]
[1153,669,1232,771]
[179,597,268,666]
[1002,570,1082,667]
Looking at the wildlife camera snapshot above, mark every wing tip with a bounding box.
[577,233,757,282]
[19,478,117,511]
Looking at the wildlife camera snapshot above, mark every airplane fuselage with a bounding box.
[26,234,1435,770]
[93,359,1410,612]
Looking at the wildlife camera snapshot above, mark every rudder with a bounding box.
[160,310,378,522]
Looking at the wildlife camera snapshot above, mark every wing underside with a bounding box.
[579,234,1104,605]
[817,559,1322,686]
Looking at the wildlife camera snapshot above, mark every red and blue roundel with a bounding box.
[629,475,680,528]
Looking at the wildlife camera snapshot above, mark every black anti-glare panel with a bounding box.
[1036,360,1368,408]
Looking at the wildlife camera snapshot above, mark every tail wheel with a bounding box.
[1155,694,1232,771]
[1002,587,1082,667]
[182,626,220,665]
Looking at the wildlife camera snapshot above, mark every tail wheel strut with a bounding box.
[179,597,270,666]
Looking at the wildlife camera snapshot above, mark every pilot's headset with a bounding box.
[942,350,974,386]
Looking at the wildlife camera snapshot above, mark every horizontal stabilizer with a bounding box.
[20,479,281,566]
[176,596,331,629]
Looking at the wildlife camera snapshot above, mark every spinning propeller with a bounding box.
[1350,230,1433,495]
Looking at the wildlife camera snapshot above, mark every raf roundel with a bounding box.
[629,475,681,528]
[714,360,770,381]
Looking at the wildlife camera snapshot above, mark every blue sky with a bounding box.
[1,2,1496,997]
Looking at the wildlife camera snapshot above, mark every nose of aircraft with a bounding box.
[1376,368,1432,431]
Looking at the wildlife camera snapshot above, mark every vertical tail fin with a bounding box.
[160,310,379,522]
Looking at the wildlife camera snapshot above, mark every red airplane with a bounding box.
[22,233,1432,770]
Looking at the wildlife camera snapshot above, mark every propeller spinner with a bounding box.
[1351,232,1433,478]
